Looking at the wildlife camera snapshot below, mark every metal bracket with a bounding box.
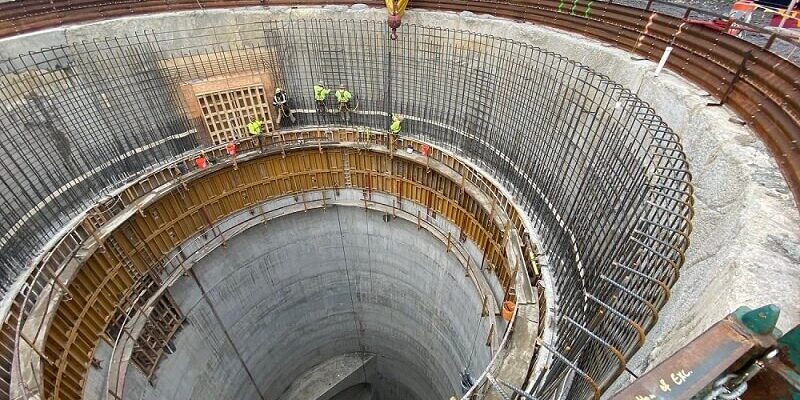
[708,50,752,107]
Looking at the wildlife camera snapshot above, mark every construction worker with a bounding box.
[195,151,208,170]
[313,81,331,113]
[335,84,353,122]
[390,114,403,135]
[247,118,264,136]
[248,117,265,151]
[272,88,296,125]
[390,113,403,150]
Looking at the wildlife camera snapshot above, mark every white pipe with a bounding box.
[654,46,673,77]
[778,0,799,29]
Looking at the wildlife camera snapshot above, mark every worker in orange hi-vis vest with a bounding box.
[226,141,238,170]
[421,143,431,170]
[421,144,430,157]
[195,151,208,170]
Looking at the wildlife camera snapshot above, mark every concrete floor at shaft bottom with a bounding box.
[124,206,499,400]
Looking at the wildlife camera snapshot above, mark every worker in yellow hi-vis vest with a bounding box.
[335,84,353,122]
[390,114,403,135]
[247,118,265,152]
[389,114,403,151]
[313,81,331,113]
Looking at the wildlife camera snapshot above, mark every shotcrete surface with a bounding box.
[121,206,489,400]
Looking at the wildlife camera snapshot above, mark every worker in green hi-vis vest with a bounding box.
[390,114,403,135]
[247,118,265,152]
[247,119,264,136]
[335,84,353,122]
[313,81,331,114]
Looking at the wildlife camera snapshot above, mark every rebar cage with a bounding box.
[0,19,693,399]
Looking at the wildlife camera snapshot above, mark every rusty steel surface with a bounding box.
[608,314,779,400]
[742,357,800,400]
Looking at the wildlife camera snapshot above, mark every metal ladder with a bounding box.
[342,151,352,188]
[105,236,140,279]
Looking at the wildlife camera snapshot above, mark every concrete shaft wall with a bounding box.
[122,206,490,400]
[1,15,692,398]
[1,5,796,399]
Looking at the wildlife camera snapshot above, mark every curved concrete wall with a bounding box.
[122,206,491,400]
[0,9,696,398]
[3,4,789,399]
[410,10,800,386]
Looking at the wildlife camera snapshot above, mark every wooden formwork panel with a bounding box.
[43,251,133,400]
[41,146,515,400]
[180,72,277,146]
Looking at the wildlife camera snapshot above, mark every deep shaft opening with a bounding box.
[154,206,497,400]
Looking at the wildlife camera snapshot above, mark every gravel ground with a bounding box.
[614,0,800,63]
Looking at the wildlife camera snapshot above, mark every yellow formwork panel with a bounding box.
[42,146,517,400]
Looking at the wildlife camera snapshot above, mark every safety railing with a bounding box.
[27,128,537,400]
[0,0,798,57]
[6,127,542,400]
[104,177,517,400]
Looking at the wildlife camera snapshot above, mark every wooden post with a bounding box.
[503,220,511,247]
[43,265,70,299]
[446,232,452,252]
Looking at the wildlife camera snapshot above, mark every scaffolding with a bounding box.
[0,19,692,399]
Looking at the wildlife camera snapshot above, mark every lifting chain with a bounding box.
[701,349,778,400]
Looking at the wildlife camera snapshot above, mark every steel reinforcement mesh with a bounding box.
[0,20,692,399]
[0,34,196,290]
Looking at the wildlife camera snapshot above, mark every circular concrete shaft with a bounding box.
[134,206,492,400]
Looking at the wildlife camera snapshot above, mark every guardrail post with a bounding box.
[763,33,778,51]
[708,50,752,106]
